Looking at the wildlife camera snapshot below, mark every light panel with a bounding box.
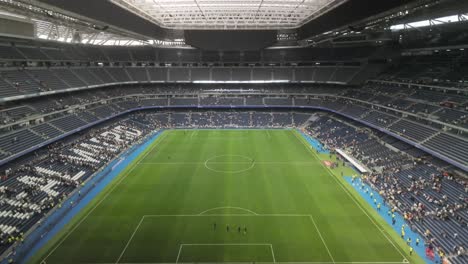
[111,0,347,30]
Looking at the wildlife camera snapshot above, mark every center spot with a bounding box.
[204,155,255,173]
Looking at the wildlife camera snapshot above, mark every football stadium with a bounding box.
[0,1,466,264]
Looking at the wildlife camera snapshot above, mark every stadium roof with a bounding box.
[109,0,347,30]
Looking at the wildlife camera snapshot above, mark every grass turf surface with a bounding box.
[30,129,425,264]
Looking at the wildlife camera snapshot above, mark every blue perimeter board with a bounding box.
[18,130,164,264]
[345,177,439,264]
[298,130,330,154]
[13,129,438,264]
[298,131,437,264]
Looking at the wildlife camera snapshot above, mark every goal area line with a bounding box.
[176,243,276,264]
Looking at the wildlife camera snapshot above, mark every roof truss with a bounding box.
[111,0,347,30]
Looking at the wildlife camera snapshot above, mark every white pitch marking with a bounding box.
[41,131,169,264]
[190,130,197,139]
[181,243,272,246]
[46,130,409,264]
[137,132,169,165]
[269,244,276,263]
[291,130,409,262]
[177,243,275,263]
[139,161,317,165]
[199,206,259,215]
[83,261,407,264]
[143,214,312,217]
[308,215,335,264]
[204,155,256,174]
[115,216,146,263]
[175,244,183,264]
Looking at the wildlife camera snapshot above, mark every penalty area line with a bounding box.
[176,243,275,263]
[308,215,335,264]
[41,132,168,264]
[291,130,409,262]
[175,244,183,264]
[115,216,146,263]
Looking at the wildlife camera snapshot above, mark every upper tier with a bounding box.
[0,84,467,171]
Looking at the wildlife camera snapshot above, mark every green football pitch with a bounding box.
[30,129,424,264]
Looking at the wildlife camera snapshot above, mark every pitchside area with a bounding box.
[31,130,422,264]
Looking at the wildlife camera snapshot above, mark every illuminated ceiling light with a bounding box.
[110,0,348,30]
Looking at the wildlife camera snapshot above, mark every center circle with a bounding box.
[204,155,255,174]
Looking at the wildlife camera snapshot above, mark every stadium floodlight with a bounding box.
[390,14,468,31]
[110,0,348,30]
